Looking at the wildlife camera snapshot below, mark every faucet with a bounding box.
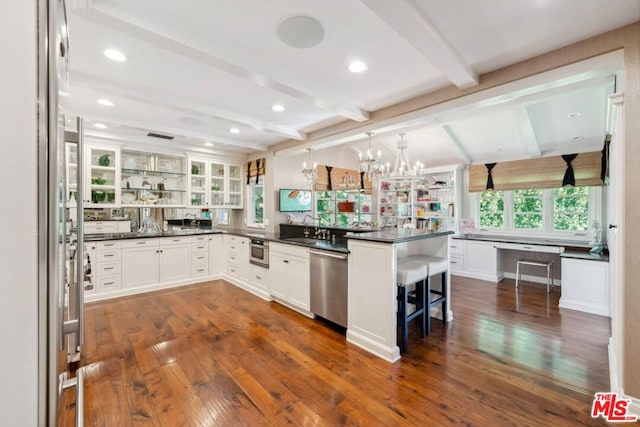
[184,213,198,228]
[303,214,318,225]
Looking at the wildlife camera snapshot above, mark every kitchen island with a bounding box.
[346,229,454,362]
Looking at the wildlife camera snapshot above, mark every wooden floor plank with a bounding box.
[60,276,611,426]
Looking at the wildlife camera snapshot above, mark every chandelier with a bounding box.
[301,148,318,185]
[358,131,382,176]
[381,133,424,179]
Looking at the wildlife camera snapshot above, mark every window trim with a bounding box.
[246,175,265,228]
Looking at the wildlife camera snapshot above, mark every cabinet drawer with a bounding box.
[192,264,209,277]
[122,239,158,249]
[85,221,117,233]
[270,242,309,259]
[449,241,463,255]
[250,264,269,289]
[96,275,121,292]
[227,261,239,277]
[192,253,208,264]
[96,261,121,276]
[95,250,121,262]
[449,254,463,269]
[96,241,121,251]
[192,243,208,253]
[191,235,209,243]
[160,236,191,247]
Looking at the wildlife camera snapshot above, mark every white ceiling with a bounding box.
[64,0,639,164]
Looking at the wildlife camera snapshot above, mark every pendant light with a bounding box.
[358,131,382,176]
[301,148,318,185]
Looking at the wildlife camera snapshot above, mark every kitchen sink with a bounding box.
[283,237,322,244]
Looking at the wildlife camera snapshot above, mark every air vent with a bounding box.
[147,132,174,140]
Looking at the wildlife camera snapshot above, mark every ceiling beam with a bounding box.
[70,71,307,141]
[360,0,478,89]
[70,8,370,122]
[441,125,472,164]
[67,110,266,151]
[514,107,542,157]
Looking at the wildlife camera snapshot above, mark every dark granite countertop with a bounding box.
[451,234,594,248]
[84,228,348,253]
[560,250,609,262]
[345,229,454,243]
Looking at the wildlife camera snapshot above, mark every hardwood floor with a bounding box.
[59,276,611,426]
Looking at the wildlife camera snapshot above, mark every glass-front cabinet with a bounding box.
[120,150,186,207]
[188,159,207,207]
[209,162,243,208]
[85,144,120,207]
[187,160,243,208]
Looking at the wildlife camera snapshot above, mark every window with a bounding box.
[477,186,598,238]
[246,176,264,226]
[513,189,543,230]
[479,191,505,229]
[553,187,589,231]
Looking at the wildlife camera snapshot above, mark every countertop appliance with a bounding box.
[310,249,348,328]
[250,238,269,268]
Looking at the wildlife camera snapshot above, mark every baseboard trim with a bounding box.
[346,329,400,363]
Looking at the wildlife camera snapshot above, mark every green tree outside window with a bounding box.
[513,189,543,229]
[553,187,589,231]
[479,191,505,228]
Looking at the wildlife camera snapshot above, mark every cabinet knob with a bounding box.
[609,224,618,229]
[283,260,289,264]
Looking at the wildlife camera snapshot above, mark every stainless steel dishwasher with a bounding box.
[310,249,348,328]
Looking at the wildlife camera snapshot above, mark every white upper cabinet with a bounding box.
[209,162,244,209]
[84,144,120,207]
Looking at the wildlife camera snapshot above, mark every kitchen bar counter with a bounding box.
[346,228,451,362]
[346,228,454,243]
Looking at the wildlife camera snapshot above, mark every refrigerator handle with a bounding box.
[76,117,84,346]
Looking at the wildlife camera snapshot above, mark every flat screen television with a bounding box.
[279,189,312,212]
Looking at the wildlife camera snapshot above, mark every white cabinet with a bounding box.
[122,239,159,288]
[84,144,120,207]
[560,257,610,316]
[223,235,249,282]
[208,234,223,275]
[191,235,209,278]
[248,264,270,297]
[449,238,502,282]
[269,242,310,312]
[91,240,122,294]
[210,162,243,208]
[158,237,191,283]
[84,220,130,234]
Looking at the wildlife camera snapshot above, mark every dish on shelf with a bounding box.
[121,193,136,204]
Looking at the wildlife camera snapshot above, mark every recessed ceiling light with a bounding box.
[567,112,581,118]
[103,48,127,62]
[178,117,204,126]
[271,104,285,112]
[573,136,584,142]
[348,60,368,73]
[204,142,214,147]
[94,123,108,129]
[97,98,114,107]
[229,127,240,134]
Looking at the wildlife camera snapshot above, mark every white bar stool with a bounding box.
[515,258,554,292]
[396,258,428,354]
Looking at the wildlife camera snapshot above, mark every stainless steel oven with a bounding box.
[250,238,269,268]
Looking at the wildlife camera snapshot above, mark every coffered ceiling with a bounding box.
[64,0,639,165]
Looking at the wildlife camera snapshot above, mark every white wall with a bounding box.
[0,0,39,425]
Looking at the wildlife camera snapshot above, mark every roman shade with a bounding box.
[314,164,373,193]
[468,151,603,192]
[246,158,266,184]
